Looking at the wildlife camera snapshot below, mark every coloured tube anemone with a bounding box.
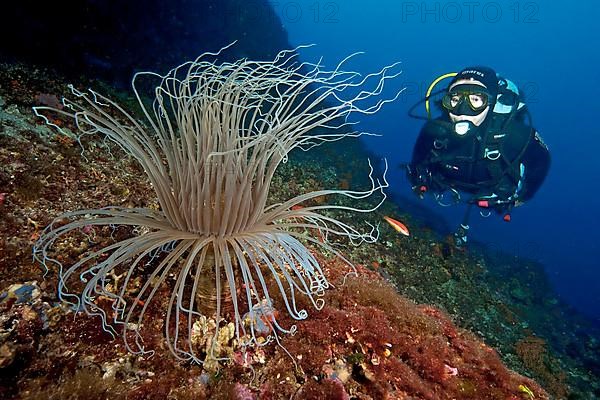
[33,45,402,364]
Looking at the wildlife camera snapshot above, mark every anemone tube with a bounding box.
[33,46,403,363]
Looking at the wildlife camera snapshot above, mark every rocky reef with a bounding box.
[2,61,597,400]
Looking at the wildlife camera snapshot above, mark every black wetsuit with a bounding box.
[408,113,550,210]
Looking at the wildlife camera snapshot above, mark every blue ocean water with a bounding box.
[271,0,600,322]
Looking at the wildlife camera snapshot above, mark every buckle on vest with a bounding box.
[484,148,501,160]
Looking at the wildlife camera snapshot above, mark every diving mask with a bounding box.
[442,86,490,116]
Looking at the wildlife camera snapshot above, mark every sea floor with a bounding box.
[1,62,598,399]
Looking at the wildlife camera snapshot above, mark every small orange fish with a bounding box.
[383,216,410,236]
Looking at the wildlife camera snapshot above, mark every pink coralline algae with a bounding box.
[233,383,256,400]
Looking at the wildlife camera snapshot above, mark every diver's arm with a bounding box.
[407,121,443,190]
[519,131,551,201]
[411,123,436,166]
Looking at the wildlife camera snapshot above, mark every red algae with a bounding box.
[268,262,550,400]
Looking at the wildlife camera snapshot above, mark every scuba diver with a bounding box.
[407,66,550,246]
